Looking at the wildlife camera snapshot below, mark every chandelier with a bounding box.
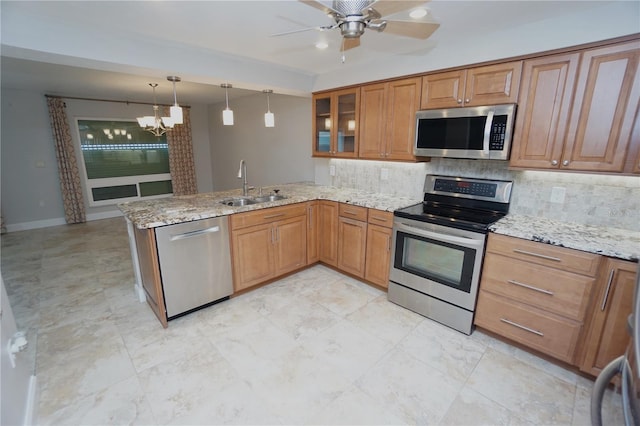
[137,81,178,137]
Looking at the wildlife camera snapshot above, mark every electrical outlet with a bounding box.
[550,186,566,204]
[380,168,389,181]
[329,165,336,176]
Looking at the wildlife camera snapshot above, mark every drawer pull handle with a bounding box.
[263,213,285,219]
[507,279,554,296]
[600,269,616,311]
[343,210,359,216]
[500,318,544,337]
[370,215,387,222]
[513,249,561,262]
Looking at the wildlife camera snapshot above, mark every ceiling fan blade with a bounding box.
[299,0,342,16]
[370,0,429,17]
[271,25,335,37]
[341,37,361,52]
[382,20,440,39]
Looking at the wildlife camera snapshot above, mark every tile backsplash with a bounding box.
[325,158,640,231]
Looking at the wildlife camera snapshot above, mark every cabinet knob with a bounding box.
[562,160,570,166]
[457,99,462,104]
[551,160,558,166]
[465,98,470,103]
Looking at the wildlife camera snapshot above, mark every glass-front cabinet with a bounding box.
[312,88,360,157]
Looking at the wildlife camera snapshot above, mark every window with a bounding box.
[76,119,173,206]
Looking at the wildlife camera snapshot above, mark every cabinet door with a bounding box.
[307,201,319,264]
[464,61,522,106]
[510,53,580,169]
[562,42,640,172]
[580,258,638,376]
[337,216,367,277]
[364,223,392,288]
[319,201,338,266]
[335,88,360,157]
[274,216,307,276]
[420,70,465,109]
[385,77,422,161]
[312,93,332,156]
[134,227,167,327]
[231,223,275,291]
[358,83,387,159]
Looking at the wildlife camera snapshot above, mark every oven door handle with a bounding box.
[395,222,484,249]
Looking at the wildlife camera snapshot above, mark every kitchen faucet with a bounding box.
[237,159,251,196]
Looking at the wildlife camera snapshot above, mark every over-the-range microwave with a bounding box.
[414,104,516,160]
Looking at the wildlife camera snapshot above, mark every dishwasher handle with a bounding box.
[170,225,220,242]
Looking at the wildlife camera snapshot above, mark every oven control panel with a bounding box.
[426,175,512,204]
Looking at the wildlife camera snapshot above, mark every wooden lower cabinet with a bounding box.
[230,204,307,292]
[319,201,339,266]
[306,201,319,264]
[475,233,599,364]
[337,204,368,278]
[133,226,167,328]
[364,223,393,288]
[580,257,638,376]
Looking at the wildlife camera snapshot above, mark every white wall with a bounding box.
[209,92,313,192]
[0,89,214,230]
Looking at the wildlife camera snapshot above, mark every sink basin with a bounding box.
[253,195,287,203]
[219,197,256,207]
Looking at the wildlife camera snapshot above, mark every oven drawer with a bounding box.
[475,291,583,363]
[481,254,595,321]
[487,234,600,276]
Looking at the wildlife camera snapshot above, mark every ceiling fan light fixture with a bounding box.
[166,76,183,124]
[315,41,329,50]
[221,83,234,126]
[340,19,365,38]
[409,8,429,19]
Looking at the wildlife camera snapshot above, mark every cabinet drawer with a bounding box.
[487,233,600,276]
[231,203,306,230]
[339,203,368,222]
[481,253,595,321]
[475,291,582,363]
[367,209,394,228]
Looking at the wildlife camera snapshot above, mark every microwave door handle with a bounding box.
[483,110,494,156]
[396,222,484,249]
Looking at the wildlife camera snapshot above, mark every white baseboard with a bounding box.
[4,210,123,233]
[24,375,38,426]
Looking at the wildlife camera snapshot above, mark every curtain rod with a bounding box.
[44,94,190,108]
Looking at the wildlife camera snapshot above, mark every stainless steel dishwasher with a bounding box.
[155,216,233,319]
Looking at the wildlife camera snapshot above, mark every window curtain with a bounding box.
[165,106,197,195]
[46,97,86,224]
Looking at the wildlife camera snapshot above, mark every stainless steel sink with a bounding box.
[252,195,287,203]
[219,197,256,206]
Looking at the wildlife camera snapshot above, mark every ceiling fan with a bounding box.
[273,0,440,52]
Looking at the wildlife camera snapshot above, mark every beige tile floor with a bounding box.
[0,217,626,425]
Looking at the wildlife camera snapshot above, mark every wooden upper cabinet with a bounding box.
[359,77,421,161]
[510,53,581,169]
[562,42,640,172]
[511,41,640,172]
[420,62,521,109]
[312,88,360,158]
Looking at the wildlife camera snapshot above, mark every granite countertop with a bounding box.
[490,214,640,262]
[118,182,421,229]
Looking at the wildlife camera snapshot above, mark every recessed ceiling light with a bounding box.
[315,41,329,50]
[409,8,428,19]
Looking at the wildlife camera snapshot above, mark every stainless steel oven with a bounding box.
[388,175,512,335]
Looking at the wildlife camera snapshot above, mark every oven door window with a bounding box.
[394,231,476,293]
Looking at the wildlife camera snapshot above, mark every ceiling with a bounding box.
[0,0,634,105]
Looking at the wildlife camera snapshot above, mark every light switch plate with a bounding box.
[380,168,389,181]
[329,165,336,176]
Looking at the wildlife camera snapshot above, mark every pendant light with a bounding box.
[263,89,275,128]
[137,83,174,137]
[167,76,183,124]
[221,83,234,126]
